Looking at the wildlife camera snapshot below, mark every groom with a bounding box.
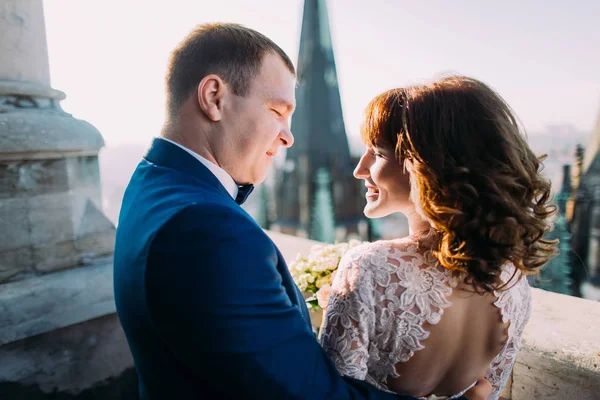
[114,23,491,399]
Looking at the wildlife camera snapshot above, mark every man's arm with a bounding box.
[145,205,487,399]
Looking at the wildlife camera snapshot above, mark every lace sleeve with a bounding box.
[484,274,532,400]
[319,246,375,381]
[485,337,519,400]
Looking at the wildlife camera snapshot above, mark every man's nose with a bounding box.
[279,127,294,148]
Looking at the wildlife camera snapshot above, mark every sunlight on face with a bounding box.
[219,53,296,185]
[353,146,412,218]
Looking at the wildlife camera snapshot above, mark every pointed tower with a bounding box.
[530,165,572,295]
[557,164,572,215]
[571,105,600,296]
[274,0,367,240]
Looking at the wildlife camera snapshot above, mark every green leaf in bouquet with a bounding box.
[306,298,320,310]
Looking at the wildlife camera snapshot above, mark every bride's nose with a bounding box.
[354,152,370,179]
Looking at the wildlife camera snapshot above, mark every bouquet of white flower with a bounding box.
[289,240,364,311]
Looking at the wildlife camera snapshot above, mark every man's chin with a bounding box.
[248,172,268,186]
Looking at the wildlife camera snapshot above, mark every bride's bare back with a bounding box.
[320,236,531,400]
[389,280,507,396]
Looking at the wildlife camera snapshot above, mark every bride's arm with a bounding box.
[320,249,376,382]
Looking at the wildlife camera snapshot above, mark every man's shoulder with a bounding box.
[155,202,268,252]
[149,203,278,278]
[166,201,253,229]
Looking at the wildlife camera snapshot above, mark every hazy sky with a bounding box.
[43,0,600,147]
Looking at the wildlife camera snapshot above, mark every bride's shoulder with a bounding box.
[340,237,427,273]
[341,239,394,265]
[350,235,422,252]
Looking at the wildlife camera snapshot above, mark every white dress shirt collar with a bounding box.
[158,137,239,199]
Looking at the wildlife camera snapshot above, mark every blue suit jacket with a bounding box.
[113,138,447,399]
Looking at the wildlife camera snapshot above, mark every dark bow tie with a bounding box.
[235,184,255,205]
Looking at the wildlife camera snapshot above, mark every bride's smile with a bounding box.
[365,184,379,199]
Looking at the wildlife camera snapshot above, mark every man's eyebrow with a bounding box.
[271,98,296,113]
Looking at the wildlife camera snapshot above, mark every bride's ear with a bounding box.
[197,75,225,121]
[403,159,414,174]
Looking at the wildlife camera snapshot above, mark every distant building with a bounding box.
[271,0,368,242]
[568,107,600,299]
[529,165,573,295]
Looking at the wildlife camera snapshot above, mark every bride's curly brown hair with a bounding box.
[361,76,558,293]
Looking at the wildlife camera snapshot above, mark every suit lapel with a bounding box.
[144,137,232,200]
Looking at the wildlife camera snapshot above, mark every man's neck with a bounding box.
[161,121,220,168]
[157,134,239,200]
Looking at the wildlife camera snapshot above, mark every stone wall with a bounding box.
[0,258,135,399]
[0,155,114,282]
[512,289,600,399]
[0,315,136,400]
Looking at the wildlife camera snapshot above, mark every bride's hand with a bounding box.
[463,378,492,400]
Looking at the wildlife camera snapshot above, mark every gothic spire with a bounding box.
[285,0,351,167]
[274,0,366,239]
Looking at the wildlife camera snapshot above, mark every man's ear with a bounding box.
[197,75,225,121]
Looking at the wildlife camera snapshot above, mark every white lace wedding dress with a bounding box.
[320,238,531,400]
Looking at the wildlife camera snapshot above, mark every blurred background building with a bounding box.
[565,111,600,300]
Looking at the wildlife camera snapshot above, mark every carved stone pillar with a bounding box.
[0,0,115,283]
[0,2,132,397]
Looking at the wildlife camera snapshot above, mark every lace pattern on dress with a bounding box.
[320,239,531,400]
[484,266,532,400]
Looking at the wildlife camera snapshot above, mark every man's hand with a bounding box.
[463,378,492,400]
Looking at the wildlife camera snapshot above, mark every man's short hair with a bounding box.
[165,23,295,117]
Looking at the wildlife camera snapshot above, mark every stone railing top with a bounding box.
[525,289,599,371]
[515,289,600,399]
[0,257,114,346]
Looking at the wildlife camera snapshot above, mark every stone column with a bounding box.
[0,0,52,87]
[0,0,115,283]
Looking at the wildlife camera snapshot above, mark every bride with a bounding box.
[320,76,557,400]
